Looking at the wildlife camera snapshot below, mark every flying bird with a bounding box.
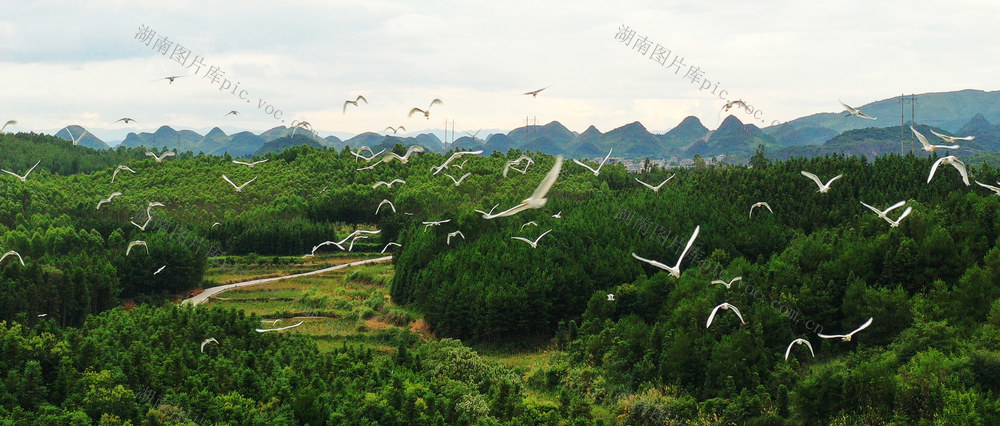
[927,156,970,186]
[146,201,165,217]
[573,149,613,176]
[232,159,268,168]
[385,126,406,134]
[255,320,304,333]
[444,172,472,186]
[352,148,386,163]
[373,179,406,189]
[485,156,563,219]
[383,145,425,163]
[722,99,751,113]
[706,303,746,328]
[552,211,562,219]
[376,199,396,215]
[159,75,186,84]
[502,155,535,178]
[222,175,257,192]
[818,317,873,342]
[343,95,368,113]
[408,99,443,119]
[839,100,876,120]
[520,221,538,230]
[356,159,383,171]
[111,165,136,183]
[447,231,465,245]
[523,86,548,97]
[635,175,675,193]
[422,219,451,230]
[113,118,137,124]
[0,120,16,133]
[711,276,742,289]
[801,171,843,193]
[200,337,218,353]
[212,222,222,227]
[930,129,975,144]
[749,202,773,218]
[511,229,553,249]
[884,206,913,228]
[784,339,815,361]
[631,225,700,278]
[432,150,483,174]
[131,216,151,231]
[153,265,166,275]
[0,250,24,266]
[860,201,906,221]
[381,242,401,253]
[63,127,89,145]
[2,160,41,182]
[465,129,482,139]
[475,203,501,218]
[222,110,239,118]
[911,126,959,152]
[145,151,175,163]
[289,120,313,136]
[96,192,122,210]
[126,240,148,256]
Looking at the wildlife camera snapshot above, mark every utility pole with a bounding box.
[897,94,904,155]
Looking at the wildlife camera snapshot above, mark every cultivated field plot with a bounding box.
[202,260,425,353]
[203,253,372,285]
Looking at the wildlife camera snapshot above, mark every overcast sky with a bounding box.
[2,0,998,144]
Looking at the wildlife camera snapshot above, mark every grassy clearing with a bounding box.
[201,257,424,353]
[203,253,372,285]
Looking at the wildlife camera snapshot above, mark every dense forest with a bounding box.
[2,131,999,423]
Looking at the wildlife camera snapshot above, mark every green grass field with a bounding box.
[200,254,425,354]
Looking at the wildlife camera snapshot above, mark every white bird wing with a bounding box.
[222,174,238,189]
[600,148,613,166]
[930,129,974,142]
[631,252,671,271]
[456,173,471,184]
[911,126,932,150]
[951,158,970,185]
[849,317,874,336]
[233,160,249,166]
[23,160,40,178]
[408,108,425,117]
[816,331,846,339]
[825,174,844,187]
[976,181,1000,193]
[673,225,701,270]
[1,170,21,180]
[428,98,443,108]
[533,229,553,244]
[635,177,655,190]
[729,304,746,324]
[529,156,563,203]
[762,202,773,213]
[883,200,907,215]
[511,236,536,247]
[838,100,857,114]
[444,173,459,184]
[800,171,824,189]
[657,175,675,189]
[1,251,24,266]
[706,304,723,328]
[927,157,946,183]
[573,159,598,174]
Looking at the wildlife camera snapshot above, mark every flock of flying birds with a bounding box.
[0,92,982,360]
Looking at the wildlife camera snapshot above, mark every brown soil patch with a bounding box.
[364,318,392,330]
[409,318,435,340]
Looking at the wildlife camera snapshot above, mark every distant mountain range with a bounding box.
[52,89,1000,161]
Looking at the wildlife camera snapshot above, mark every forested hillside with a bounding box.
[1,132,999,423]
